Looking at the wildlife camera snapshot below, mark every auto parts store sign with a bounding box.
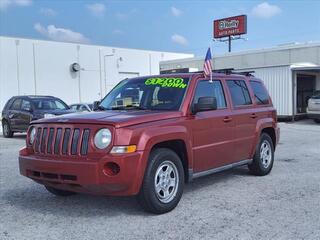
[213,15,247,38]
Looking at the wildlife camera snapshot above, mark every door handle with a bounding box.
[223,116,232,123]
[250,113,257,119]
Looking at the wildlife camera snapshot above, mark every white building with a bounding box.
[160,43,320,119]
[0,36,193,113]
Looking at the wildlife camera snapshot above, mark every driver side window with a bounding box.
[21,100,31,111]
[193,80,227,109]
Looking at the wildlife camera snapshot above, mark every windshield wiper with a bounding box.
[111,105,147,110]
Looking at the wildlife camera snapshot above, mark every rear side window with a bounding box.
[10,98,22,110]
[227,80,252,106]
[193,80,227,109]
[249,81,270,105]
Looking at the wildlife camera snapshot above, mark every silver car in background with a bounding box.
[307,91,320,123]
[69,103,93,112]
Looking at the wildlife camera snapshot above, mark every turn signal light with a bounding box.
[110,145,137,154]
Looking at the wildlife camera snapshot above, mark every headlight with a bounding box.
[94,128,112,149]
[29,127,36,145]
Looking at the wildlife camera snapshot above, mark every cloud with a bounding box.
[34,23,90,43]
[115,12,128,21]
[115,9,138,21]
[252,2,281,18]
[171,34,188,46]
[40,7,57,17]
[86,3,106,17]
[0,0,32,11]
[112,29,125,35]
[171,6,182,17]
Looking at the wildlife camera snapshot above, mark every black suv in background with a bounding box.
[1,96,75,138]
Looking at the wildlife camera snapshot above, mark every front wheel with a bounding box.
[138,148,184,214]
[314,119,320,124]
[248,133,274,176]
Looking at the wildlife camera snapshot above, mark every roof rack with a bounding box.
[160,68,255,76]
[232,71,255,76]
[213,68,255,76]
[213,68,235,74]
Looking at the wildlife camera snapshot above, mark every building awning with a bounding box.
[290,63,320,71]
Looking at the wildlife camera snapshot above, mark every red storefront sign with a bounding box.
[214,15,247,38]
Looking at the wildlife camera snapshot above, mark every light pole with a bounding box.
[103,53,114,96]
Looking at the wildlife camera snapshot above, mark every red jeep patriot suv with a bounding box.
[19,71,280,214]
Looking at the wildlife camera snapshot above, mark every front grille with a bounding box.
[33,126,90,156]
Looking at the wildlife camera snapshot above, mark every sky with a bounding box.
[0,0,320,56]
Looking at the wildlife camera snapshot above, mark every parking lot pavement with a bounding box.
[1,120,319,240]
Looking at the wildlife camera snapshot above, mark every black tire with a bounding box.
[314,119,320,124]
[2,120,14,138]
[248,133,274,176]
[138,148,184,214]
[45,186,76,196]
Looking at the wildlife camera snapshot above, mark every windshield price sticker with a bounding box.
[145,78,187,88]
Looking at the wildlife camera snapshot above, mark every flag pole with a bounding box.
[209,46,213,83]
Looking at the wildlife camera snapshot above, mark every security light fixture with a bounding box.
[71,63,81,72]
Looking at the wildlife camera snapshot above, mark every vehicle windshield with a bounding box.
[99,77,189,111]
[33,99,69,110]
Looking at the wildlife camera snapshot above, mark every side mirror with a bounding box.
[93,101,101,111]
[193,97,217,114]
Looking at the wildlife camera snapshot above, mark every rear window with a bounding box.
[3,98,14,110]
[249,81,270,105]
[226,80,252,106]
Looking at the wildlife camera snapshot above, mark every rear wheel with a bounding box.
[138,148,184,214]
[2,120,14,138]
[248,133,274,176]
[45,186,76,196]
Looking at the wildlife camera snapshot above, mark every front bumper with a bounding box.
[275,126,280,146]
[306,110,320,120]
[19,148,148,196]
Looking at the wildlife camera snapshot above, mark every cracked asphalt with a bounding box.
[1,120,319,240]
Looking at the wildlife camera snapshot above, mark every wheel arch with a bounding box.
[151,139,190,183]
[261,127,276,149]
[250,118,277,157]
[2,118,9,124]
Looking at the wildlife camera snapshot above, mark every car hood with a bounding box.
[33,110,183,128]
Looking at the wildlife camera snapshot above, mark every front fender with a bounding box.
[137,125,193,170]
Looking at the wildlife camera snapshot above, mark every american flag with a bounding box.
[203,48,212,79]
